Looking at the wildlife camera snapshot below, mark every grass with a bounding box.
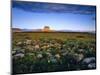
[12,32,95,42]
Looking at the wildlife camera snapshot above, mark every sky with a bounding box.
[12,1,96,31]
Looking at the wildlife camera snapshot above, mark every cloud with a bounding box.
[12,1,96,15]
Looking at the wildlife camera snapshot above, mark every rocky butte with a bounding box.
[42,26,54,32]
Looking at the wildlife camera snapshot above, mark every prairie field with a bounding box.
[12,32,96,74]
[12,32,95,41]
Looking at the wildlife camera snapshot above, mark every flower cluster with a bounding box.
[12,38,96,74]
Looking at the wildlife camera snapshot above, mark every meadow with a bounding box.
[12,32,96,74]
[12,32,95,41]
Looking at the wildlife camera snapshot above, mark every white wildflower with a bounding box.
[34,45,40,49]
[37,54,43,58]
[55,54,60,59]
[14,53,24,58]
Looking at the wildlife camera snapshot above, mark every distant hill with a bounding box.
[12,28,22,32]
[12,28,42,32]
[12,28,96,34]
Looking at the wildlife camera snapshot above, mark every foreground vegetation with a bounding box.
[12,32,96,74]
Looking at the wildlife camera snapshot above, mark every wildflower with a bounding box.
[62,52,68,56]
[55,54,60,59]
[49,57,57,63]
[14,53,24,58]
[74,53,84,62]
[79,49,84,53]
[78,53,84,61]
[46,52,52,57]
[17,41,22,45]
[25,39,32,45]
[12,51,16,55]
[41,45,47,49]
[37,54,43,58]
[34,45,40,49]
[48,60,50,63]
[13,47,21,51]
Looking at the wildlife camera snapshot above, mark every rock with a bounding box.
[88,63,96,68]
[82,57,95,64]
[82,57,96,69]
